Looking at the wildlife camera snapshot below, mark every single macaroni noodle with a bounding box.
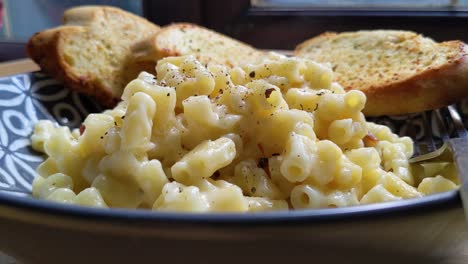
[30,53,458,212]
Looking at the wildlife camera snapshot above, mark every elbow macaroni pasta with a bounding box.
[30,53,458,211]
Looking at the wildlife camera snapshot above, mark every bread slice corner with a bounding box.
[295,30,468,116]
[27,5,160,106]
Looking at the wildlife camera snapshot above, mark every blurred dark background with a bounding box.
[144,0,468,49]
[2,0,468,60]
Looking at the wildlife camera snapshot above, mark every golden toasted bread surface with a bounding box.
[27,6,160,106]
[133,23,265,67]
[295,30,468,116]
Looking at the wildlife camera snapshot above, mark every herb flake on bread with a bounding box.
[132,23,265,68]
[295,30,468,116]
[27,6,160,107]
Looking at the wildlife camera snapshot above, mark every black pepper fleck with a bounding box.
[265,88,275,99]
[249,71,256,78]
[257,157,268,168]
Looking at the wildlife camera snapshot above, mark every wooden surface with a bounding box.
[0,59,39,77]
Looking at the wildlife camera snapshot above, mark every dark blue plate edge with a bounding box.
[0,190,460,227]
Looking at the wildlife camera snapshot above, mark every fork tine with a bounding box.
[434,109,450,141]
[408,114,421,156]
[421,110,436,154]
[447,104,468,138]
[409,105,465,164]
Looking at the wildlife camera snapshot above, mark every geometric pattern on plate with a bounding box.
[0,72,100,195]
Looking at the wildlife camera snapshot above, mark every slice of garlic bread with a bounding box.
[132,23,265,68]
[27,6,160,106]
[295,30,468,116]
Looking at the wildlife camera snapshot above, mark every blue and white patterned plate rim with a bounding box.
[0,72,102,196]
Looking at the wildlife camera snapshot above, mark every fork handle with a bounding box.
[449,138,468,219]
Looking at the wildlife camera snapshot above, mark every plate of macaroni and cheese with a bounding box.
[2,5,468,264]
[0,53,467,263]
[2,53,463,211]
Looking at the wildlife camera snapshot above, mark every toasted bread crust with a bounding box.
[27,6,160,107]
[133,23,265,68]
[28,26,118,106]
[295,31,338,52]
[364,41,468,115]
[295,30,468,116]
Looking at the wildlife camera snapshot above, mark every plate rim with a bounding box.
[0,190,460,225]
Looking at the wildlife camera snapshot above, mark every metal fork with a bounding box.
[409,104,468,212]
[409,105,468,163]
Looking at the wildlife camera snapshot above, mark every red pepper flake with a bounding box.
[213,170,221,179]
[265,88,275,99]
[257,143,265,156]
[363,132,379,147]
[79,124,86,135]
